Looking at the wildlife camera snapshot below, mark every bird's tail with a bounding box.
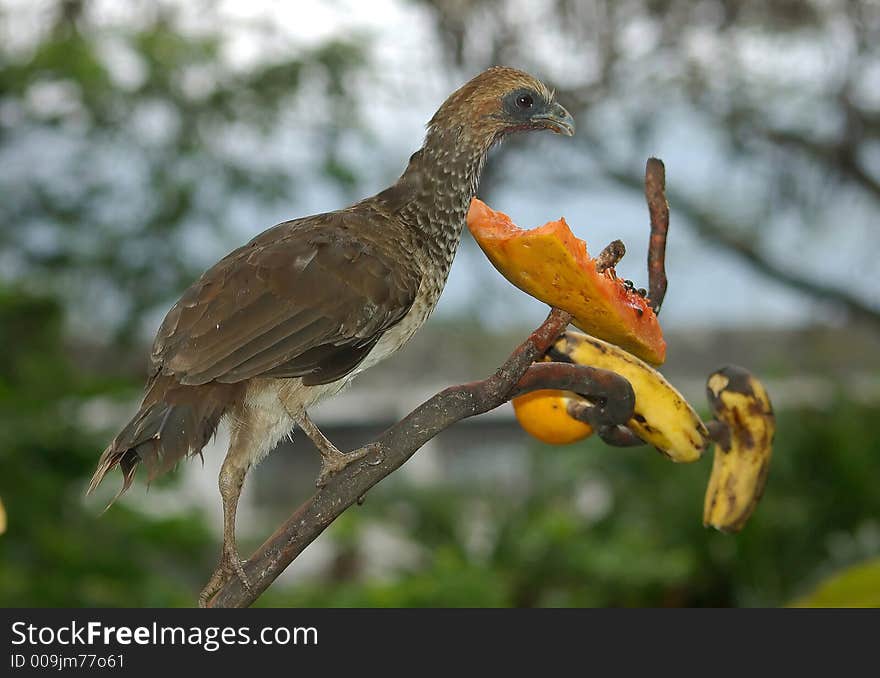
[88,375,241,506]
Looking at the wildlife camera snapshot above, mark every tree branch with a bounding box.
[761,127,880,203]
[208,309,636,608]
[603,165,880,328]
[645,157,669,314]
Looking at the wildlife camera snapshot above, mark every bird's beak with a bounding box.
[531,102,575,137]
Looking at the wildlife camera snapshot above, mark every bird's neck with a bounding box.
[383,126,493,271]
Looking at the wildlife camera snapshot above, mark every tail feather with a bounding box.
[88,375,241,505]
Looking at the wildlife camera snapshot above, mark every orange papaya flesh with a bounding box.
[467,198,666,365]
[512,389,593,445]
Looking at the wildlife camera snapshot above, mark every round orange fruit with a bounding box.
[512,389,594,445]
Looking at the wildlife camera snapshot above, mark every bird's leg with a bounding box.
[198,456,251,607]
[296,411,380,487]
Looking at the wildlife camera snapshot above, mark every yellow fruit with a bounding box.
[552,331,708,462]
[512,389,594,445]
[703,366,775,532]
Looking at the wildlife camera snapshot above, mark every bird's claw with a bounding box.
[315,443,384,488]
[198,545,251,608]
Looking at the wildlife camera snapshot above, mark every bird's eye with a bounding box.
[516,94,534,109]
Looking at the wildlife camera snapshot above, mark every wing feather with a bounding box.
[151,211,420,386]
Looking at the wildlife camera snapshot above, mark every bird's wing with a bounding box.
[150,211,420,387]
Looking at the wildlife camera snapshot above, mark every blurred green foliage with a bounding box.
[4,293,877,607]
[791,558,880,608]
[0,0,368,343]
[0,287,217,606]
[0,0,368,605]
[259,398,880,607]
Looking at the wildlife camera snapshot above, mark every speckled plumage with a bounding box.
[88,67,572,601]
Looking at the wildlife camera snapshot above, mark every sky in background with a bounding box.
[4,0,868,334]
[207,0,828,331]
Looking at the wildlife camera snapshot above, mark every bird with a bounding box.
[88,66,575,606]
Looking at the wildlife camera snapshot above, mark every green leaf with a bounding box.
[790,558,880,608]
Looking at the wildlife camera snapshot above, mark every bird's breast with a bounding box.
[357,202,467,374]
[354,278,438,375]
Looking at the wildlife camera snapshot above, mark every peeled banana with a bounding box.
[703,366,775,532]
[551,331,709,462]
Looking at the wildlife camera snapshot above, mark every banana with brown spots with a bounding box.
[703,366,775,532]
[550,330,709,462]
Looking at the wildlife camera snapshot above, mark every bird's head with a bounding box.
[427,66,575,148]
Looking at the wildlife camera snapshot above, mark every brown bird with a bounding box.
[88,66,574,605]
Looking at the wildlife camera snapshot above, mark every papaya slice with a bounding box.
[512,389,593,445]
[467,198,666,365]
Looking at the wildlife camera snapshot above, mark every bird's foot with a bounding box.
[316,442,384,488]
[198,543,251,608]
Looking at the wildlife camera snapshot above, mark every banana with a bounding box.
[550,331,709,462]
[703,366,775,532]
